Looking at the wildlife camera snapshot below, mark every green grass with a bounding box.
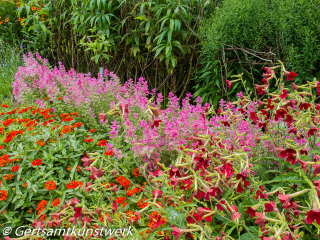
[0,40,23,102]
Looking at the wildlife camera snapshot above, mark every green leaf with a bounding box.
[14,199,24,210]
[240,233,256,240]
[166,207,185,228]
[134,16,149,21]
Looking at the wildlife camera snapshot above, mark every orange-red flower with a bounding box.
[132,168,141,177]
[32,159,43,166]
[138,198,149,209]
[0,190,8,201]
[3,174,14,181]
[11,165,20,172]
[105,150,114,156]
[45,180,57,190]
[116,175,130,189]
[84,138,93,143]
[66,181,83,189]
[88,129,95,133]
[36,140,45,147]
[51,198,60,207]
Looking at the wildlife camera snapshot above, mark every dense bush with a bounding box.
[1,53,320,239]
[0,0,24,45]
[196,0,320,107]
[0,40,23,100]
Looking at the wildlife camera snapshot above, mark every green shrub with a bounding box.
[0,40,23,101]
[196,0,320,107]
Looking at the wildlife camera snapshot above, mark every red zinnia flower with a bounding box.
[11,165,20,172]
[51,198,60,207]
[32,159,43,166]
[45,180,57,191]
[0,190,8,201]
[98,140,107,146]
[104,150,114,156]
[84,138,93,143]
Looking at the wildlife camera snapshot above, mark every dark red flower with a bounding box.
[288,127,297,135]
[238,108,246,114]
[205,187,222,200]
[217,200,226,212]
[280,89,288,99]
[284,114,293,126]
[74,207,82,220]
[299,102,312,111]
[258,121,268,130]
[286,154,297,165]
[275,109,287,121]
[256,85,265,95]
[151,118,162,129]
[250,112,259,123]
[278,194,292,208]
[312,165,320,177]
[236,181,250,193]
[306,209,320,225]
[226,80,232,89]
[221,121,230,127]
[308,128,318,137]
[300,149,308,156]
[264,201,278,213]
[169,167,181,178]
[236,173,247,181]
[266,99,274,111]
[262,78,269,85]
[286,71,297,81]
[246,207,257,218]
[255,186,265,199]
[260,109,269,117]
